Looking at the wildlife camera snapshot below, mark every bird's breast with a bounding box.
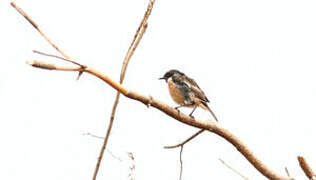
[168,80,187,105]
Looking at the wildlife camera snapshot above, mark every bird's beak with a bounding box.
[159,77,167,82]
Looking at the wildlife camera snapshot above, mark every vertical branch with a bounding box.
[179,146,184,180]
[92,1,156,179]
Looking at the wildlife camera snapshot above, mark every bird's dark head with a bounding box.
[159,69,185,82]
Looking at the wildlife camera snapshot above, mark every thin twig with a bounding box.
[179,146,184,180]
[92,1,156,179]
[11,2,85,80]
[33,50,84,67]
[298,156,316,180]
[83,133,122,162]
[83,132,105,140]
[164,129,205,179]
[127,152,135,180]
[219,158,250,180]
[164,129,204,179]
[10,2,72,60]
[164,129,204,149]
[285,167,291,177]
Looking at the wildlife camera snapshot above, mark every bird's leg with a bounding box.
[175,105,185,113]
[189,106,197,118]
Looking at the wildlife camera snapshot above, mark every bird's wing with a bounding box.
[184,76,210,102]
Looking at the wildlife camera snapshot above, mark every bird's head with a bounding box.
[159,69,185,82]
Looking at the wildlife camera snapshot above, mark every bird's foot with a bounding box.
[174,107,180,113]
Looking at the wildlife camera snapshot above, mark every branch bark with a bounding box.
[298,156,316,180]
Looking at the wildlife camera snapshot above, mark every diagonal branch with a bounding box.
[11,2,72,60]
[26,60,292,180]
[298,156,316,180]
[219,158,250,180]
[92,0,156,180]
[164,129,204,149]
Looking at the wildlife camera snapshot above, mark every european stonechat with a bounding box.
[159,69,218,122]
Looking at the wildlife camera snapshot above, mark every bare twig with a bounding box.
[83,132,105,140]
[164,129,204,149]
[33,50,84,67]
[92,1,156,179]
[83,133,122,162]
[164,129,205,179]
[11,2,85,81]
[26,60,81,71]
[179,146,184,180]
[298,156,316,180]
[127,152,135,180]
[219,158,250,180]
[285,167,291,177]
[11,2,72,60]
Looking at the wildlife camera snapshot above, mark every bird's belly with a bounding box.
[168,80,188,105]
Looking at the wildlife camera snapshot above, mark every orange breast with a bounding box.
[168,79,185,105]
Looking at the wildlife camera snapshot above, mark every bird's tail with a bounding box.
[200,101,218,122]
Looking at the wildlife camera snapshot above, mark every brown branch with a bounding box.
[164,129,204,149]
[11,2,72,60]
[26,60,81,71]
[298,156,316,180]
[92,0,156,180]
[219,158,250,180]
[26,60,291,180]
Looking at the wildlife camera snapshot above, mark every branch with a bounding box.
[92,0,156,179]
[219,158,250,180]
[127,152,136,180]
[11,2,72,60]
[11,3,155,178]
[178,146,184,180]
[298,156,316,180]
[164,129,204,149]
[26,60,291,180]
[33,50,84,67]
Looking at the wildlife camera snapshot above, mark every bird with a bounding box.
[159,69,218,122]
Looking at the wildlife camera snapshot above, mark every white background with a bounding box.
[1,0,316,179]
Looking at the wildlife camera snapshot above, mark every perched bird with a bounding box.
[159,69,218,122]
